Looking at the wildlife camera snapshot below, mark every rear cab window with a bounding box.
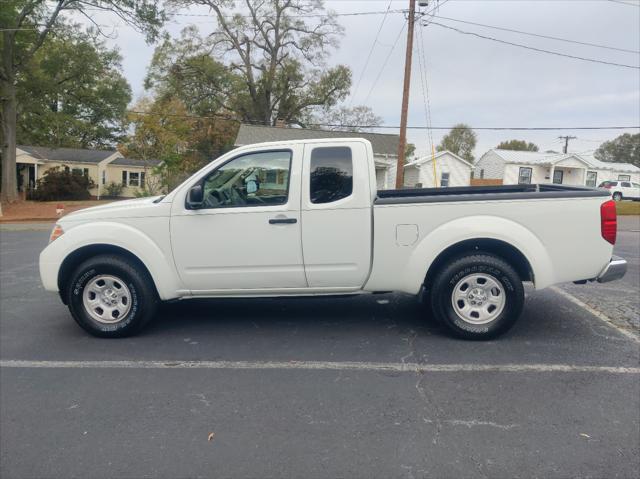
[309,147,353,204]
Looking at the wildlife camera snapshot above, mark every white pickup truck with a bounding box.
[40,138,627,340]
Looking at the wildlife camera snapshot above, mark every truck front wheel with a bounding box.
[429,253,524,340]
[67,254,158,338]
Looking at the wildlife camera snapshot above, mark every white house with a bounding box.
[404,151,473,188]
[475,149,639,187]
[235,124,400,189]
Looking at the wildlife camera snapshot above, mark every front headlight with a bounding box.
[49,224,64,243]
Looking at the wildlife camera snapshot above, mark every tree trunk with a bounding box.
[1,27,18,204]
[1,78,18,203]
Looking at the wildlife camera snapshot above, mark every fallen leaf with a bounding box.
[580,433,591,438]
[208,432,215,442]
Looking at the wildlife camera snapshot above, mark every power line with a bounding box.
[362,18,408,105]
[415,20,435,154]
[431,15,639,54]
[430,22,640,70]
[349,0,394,106]
[125,110,640,131]
[168,9,407,19]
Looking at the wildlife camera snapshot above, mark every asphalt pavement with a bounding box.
[1,226,638,478]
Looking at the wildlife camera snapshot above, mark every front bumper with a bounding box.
[597,255,627,283]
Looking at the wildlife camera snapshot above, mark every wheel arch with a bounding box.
[58,244,157,305]
[401,215,554,294]
[423,238,534,290]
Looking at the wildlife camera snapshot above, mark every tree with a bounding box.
[120,97,238,191]
[496,139,539,152]
[594,133,640,167]
[405,143,416,164]
[17,24,131,148]
[311,105,382,132]
[1,0,164,203]
[149,0,352,126]
[436,123,477,163]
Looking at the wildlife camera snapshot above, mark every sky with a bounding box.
[73,0,640,160]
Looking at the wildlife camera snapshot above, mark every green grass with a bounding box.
[616,201,640,216]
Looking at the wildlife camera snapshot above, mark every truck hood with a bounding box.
[59,196,168,224]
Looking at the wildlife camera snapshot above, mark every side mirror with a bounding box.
[246,179,258,194]
[187,184,204,209]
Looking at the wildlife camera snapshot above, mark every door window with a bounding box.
[621,182,631,188]
[553,170,563,184]
[586,171,597,187]
[201,150,292,208]
[518,167,532,184]
[309,147,353,204]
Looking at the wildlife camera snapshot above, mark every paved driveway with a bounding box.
[0,226,638,478]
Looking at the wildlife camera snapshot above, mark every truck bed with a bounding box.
[375,184,610,205]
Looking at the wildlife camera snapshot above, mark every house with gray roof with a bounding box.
[16,145,161,198]
[235,124,401,189]
[475,149,639,187]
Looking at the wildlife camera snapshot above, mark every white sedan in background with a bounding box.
[598,180,640,201]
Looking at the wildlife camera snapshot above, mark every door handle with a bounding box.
[269,217,297,225]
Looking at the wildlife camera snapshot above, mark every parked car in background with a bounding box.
[598,180,640,201]
[40,139,627,341]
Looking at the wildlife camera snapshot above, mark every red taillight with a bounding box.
[601,200,617,245]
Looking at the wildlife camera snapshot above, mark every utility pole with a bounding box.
[395,0,417,189]
[558,135,576,154]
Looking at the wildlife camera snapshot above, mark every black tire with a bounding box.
[67,254,158,338]
[429,253,524,340]
[613,192,622,201]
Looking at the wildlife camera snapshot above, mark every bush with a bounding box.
[104,181,124,197]
[32,167,96,201]
[134,188,154,198]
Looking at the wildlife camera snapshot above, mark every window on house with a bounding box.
[128,172,140,187]
[101,170,106,185]
[553,170,563,184]
[140,172,146,188]
[71,168,88,176]
[618,175,631,181]
[440,172,450,187]
[122,171,127,185]
[310,147,353,204]
[480,169,485,179]
[586,171,597,187]
[518,167,532,184]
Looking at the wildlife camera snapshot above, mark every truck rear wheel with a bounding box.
[429,253,524,340]
[67,254,158,338]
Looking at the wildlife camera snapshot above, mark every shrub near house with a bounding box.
[32,167,95,201]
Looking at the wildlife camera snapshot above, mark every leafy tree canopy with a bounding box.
[17,24,131,148]
[147,0,353,126]
[594,133,639,167]
[120,97,238,190]
[496,139,539,152]
[437,123,477,163]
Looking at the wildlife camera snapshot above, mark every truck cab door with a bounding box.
[300,141,373,288]
[170,146,307,293]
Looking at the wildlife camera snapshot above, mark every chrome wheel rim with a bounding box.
[82,275,132,324]
[451,273,506,325]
